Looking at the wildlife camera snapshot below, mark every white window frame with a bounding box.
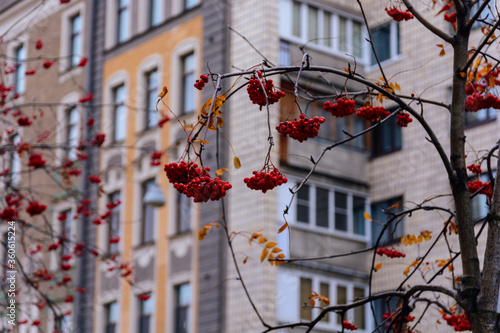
[135,54,163,132]
[367,20,400,68]
[277,269,370,332]
[279,0,368,63]
[59,1,85,74]
[283,178,370,241]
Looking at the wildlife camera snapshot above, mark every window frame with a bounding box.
[371,111,402,156]
[288,178,370,241]
[183,0,198,11]
[176,192,192,234]
[138,293,153,333]
[104,301,118,333]
[145,69,159,129]
[149,0,162,27]
[108,192,121,254]
[112,84,127,142]
[296,272,369,332]
[116,0,130,44]
[369,21,400,66]
[174,283,192,333]
[370,197,404,246]
[69,13,82,68]
[14,44,26,95]
[180,52,196,115]
[65,107,79,160]
[280,0,367,62]
[140,179,156,244]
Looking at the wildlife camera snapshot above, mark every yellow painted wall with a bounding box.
[99,14,203,333]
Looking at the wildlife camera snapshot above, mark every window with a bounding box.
[184,0,197,10]
[55,313,71,332]
[175,283,191,333]
[141,180,155,244]
[108,192,121,254]
[149,0,162,27]
[176,192,192,234]
[370,22,400,65]
[14,44,26,94]
[60,209,73,258]
[138,293,153,333]
[117,0,130,43]
[145,69,159,129]
[471,172,496,220]
[181,53,195,114]
[371,197,403,246]
[69,14,82,67]
[471,0,496,29]
[293,181,368,237]
[372,113,401,156]
[297,274,368,331]
[112,84,127,142]
[9,135,20,185]
[105,301,118,333]
[281,0,364,59]
[66,107,79,159]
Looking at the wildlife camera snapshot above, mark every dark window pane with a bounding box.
[353,287,366,329]
[175,284,191,333]
[113,85,127,141]
[146,70,159,128]
[353,196,365,235]
[66,107,79,159]
[177,192,192,233]
[292,1,301,37]
[297,184,310,223]
[117,0,129,43]
[336,286,347,324]
[335,192,348,231]
[335,192,347,209]
[70,14,82,67]
[15,45,26,94]
[320,282,330,322]
[300,278,312,320]
[335,212,348,231]
[372,113,402,156]
[142,180,156,243]
[181,53,195,114]
[109,192,121,253]
[371,197,403,245]
[149,0,161,27]
[371,23,391,64]
[316,188,329,228]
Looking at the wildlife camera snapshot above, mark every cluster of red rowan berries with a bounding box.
[244,168,288,193]
[465,93,500,112]
[356,106,390,121]
[247,72,285,107]
[465,82,487,95]
[342,321,358,330]
[468,180,493,201]
[17,116,32,127]
[91,132,106,146]
[27,152,46,168]
[26,201,47,216]
[376,248,406,258]
[444,12,457,23]
[276,114,325,142]
[323,98,356,117]
[165,161,232,202]
[382,312,415,331]
[194,74,209,90]
[150,151,163,166]
[396,112,413,127]
[385,7,414,21]
[442,312,471,331]
[467,163,481,174]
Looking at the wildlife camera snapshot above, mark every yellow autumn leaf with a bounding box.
[258,237,267,244]
[272,247,282,253]
[363,212,372,221]
[388,202,400,210]
[395,82,401,92]
[215,168,229,176]
[157,86,168,98]
[193,140,211,145]
[421,230,432,241]
[417,235,423,244]
[266,242,278,248]
[439,48,446,57]
[374,263,382,272]
[459,72,466,78]
[260,248,269,262]
[216,117,224,127]
[198,227,207,241]
[234,156,241,169]
[277,253,285,259]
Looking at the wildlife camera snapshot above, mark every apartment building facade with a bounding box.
[0,0,498,332]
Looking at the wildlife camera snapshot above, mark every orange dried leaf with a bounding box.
[363,212,372,221]
[374,263,382,272]
[344,68,349,73]
[193,140,211,146]
[272,247,282,253]
[216,117,224,127]
[258,237,267,244]
[388,202,400,210]
[439,49,446,57]
[157,86,168,98]
[243,257,248,264]
[459,72,466,78]
[278,222,288,234]
[266,242,278,248]
[215,168,229,176]
[277,253,285,259]
[395,82,401,92]
[234,156,241,169]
